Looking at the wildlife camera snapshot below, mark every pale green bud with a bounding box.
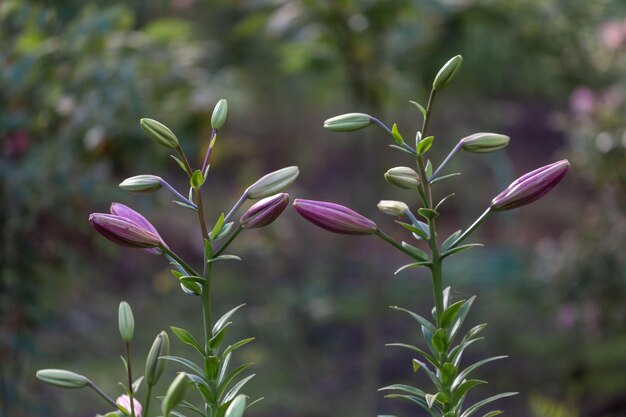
[384,166,420,189]
[118,301,134,343]
[119,175,162,192]
[162,373,189,416]
[145,331,170,387]
[140,118,179,149]
[433,55,463,91]
[323,113,372,132]
[461,132,510,154]
[36,369,89,389]
[377,200,409,217]
[211,99,228,129]
[225,394,247,417]
[246,166,299,199]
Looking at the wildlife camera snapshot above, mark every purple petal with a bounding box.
[293,199,377,235]
[89,213,161,249]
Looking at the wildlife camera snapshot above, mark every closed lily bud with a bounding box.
[140,118,179,149]
[36,369,89,388]
[246,166,299,199]
[90,203,166,253]
[377,200,409,216]
[162,373,189,416]
[385,166,420,189]
[225,394,247,417]
[433,55,463,91]
[211,99,228,129]
[323,113,372,132]
[118,301,134,343]
[293,199,377,235]
[491,159,570,211]
[116,395,143,417]
[145,331,170,387]
[461,133,510,154]
[119,175,163,192]
[240,193,289,229]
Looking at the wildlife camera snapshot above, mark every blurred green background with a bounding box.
[2,0,626,416]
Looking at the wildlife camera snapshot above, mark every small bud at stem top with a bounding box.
[323,113,372,132]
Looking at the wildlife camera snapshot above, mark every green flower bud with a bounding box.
[118,301,134,343]
[246,166,299,199]
[461,133,510,154]
[377,200,409,216]
[384,166,420,189]
[225,394,247,417]
[140,118,179,149]
[211,99,228,129]
[433,55,463,91]
[323,113,372,132]
[162,373,189,417]
[119,175,163,192]
[36,369,89,389]
[145,331,170,387]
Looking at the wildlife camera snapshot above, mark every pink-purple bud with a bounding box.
[116,394,143,417]
[89,203,166,252]
[490,159,570,211]
[240,193,289,229]
[293,199,377,235]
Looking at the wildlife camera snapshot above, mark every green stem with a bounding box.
[87,380,117,408]
[125,342,137,417]
[450,208,491,249]
[162,248,200,277]
[203,261,213,349]
[144,385,153,417]
[214,226,243,257]
[431,260,444,327]
[375,229,423,260]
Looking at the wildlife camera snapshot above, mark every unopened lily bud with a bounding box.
[119,175,163,192]
[118,301,134,343]
[377,200,409,217]
[246,166,299,199]
[211,99,228,129]
[433,55,463,91]
[140,118,179,149]
[89,213,162,250]
[116,395,143,417]
[145,331,170,387]
[293,199,377,235]
[240,193,289,229]
[36,369,89,389]
[385,166,420,189]
[225,394,247,417]
[323,113,372,132]
[491,159,570,211]
[461,133,510,154]
[162,373,189,417]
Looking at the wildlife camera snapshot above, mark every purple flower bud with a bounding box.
[491,159,570,211]
[116,394,143,417]
[89,203,166,252]
[293,199,377,235]
[240,193,289,229]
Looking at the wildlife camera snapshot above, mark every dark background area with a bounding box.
[2,0,626,416]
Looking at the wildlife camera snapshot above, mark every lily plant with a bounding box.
[293,55,569,417]
[37,99,299,417]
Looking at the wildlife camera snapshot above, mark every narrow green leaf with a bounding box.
[246,397,265,410]
[190,170,205,190]
[170,327,204,354]
[443,287,452,309]
[441,230,462,252]
[179,401,205,417]
[214,222,234,241]
[430,172,461,184]
[412,359,441,389]
[432,328,448,353]
[396,220,429,240]
[410,100,428,119]
[208,324,230,351]
[379,384,426,399]
[452,356,508,390]
[418,208,439,220]
[451,379,487,405]
[173,201,198,211]
[449,296,476,342]
[179,277,203,295]
[441,362,458,386]
[425,160,433,178]
[132,376,144,393]
[222,374,255,403]
[224,394,246,417]
[435,193,455,211]
[401,242,430,262]
[213,304,246,335]
[482,411,504,417]
[389,144,417,155]
[207,255,241,264]
[450,337,483,366]
[160,356,204,376]
[223,338,255,358]
[210,213,225,240]
[170,155,189,174]
[384,394,440,417]
[205,355,219,380]
[385,343,437,367]
[394,262,431,275]
[460,393,518,417]
[389,306,437,333]
[218,363,254,396]
[441,300,466,330]
[442,243,484,258]
[391,123,405,145]
[417,136,434,155]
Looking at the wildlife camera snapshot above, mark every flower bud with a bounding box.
[323,113,372,132]
[246,166,299,199]
[293,199,377,235]
[433,55,463,91]
[211,99,228,129]
[461,133,510,154]
[377,200,409,216]
[491,159,570,211]
[240,193,289,229]
[140,118,179,149]
[225,394,246,417]
[118,301,134,343]
[116,395,143,417]
[36,369,89,389]
[162,373,189,417]
[119,175,163,192]
[384,166,420,189]
[145,331,170,387]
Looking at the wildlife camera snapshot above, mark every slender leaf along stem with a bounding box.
[125,342,137,417]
